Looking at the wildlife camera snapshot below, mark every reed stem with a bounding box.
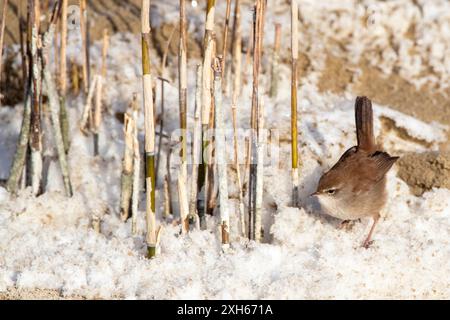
[198,0,216,229]
[189,64,202,225]
[248,0,265,240]
[29,2,43,196]
[0,0,8,105]
[42,1,72,197]
[213,58,229,248]
[120,113,135,221]
[131,94,140,234]
[291,0,299,207]
[141,0,157,258]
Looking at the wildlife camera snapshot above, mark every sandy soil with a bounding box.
[0,287,86,300]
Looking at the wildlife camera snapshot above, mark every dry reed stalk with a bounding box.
[178,0,187,179]
[79,74,97,133]
[269,23,281,98]
[79,0,89,93]
[160,25,175,78]
[248,0,265,240]
[93,29,109,156]
[131,94,140,234]
[230,0,244,236]
[177,173,189,234]
[34,0,40,31]
[213,58,229,248]
[120,113,135,222]
[70,57,79,94]
[243,135,250,192]
[220,0,231,85]
[205,38,218,216]
[141,0,157,258]
[0,0,8,105]
[291,0,299,207]
[7,2,32,194]
[206,50,218,216]
[59,0,70,154]
[42,0,72,197]
[188,64,202,226]
[163,175,171,218]
[7,93,32,194]
[19,11,28,87]
[198,0,216,229]
[254,98,265,242]
[165,146,175,217]
[59,0,67,93]
[29,0,43,196]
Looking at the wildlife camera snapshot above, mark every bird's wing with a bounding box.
[351,151,399,193]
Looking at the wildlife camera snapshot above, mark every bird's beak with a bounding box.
[310,191,319,197]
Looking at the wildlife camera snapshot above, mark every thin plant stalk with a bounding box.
[120,113,135,222]
[198,0,216,229]
[163,175,171,218]
[254,98,265,242]
[6,92,32,194]
[141,0,157,258]
[178,0,187,179]
[213,59,229,248]
[42,1,72,197]
[79,0,89,93]
[0,0,8,105]
[177,174,189,234]
[188,64,202,225]
[7,2,32,194]
[131,94,140,234]
[93,29,109,156]
[59,0,68,95]
[230,0,244,236]
[248,0,265,240]
[165,146,175,217]
[18,11,28,87]
[70,57,79,95]
[269,23,281,98]
[220,0,231,84]
[131,133,141,235]
[291,0,299,207]
[59,0,70,154]
[206,39,217,216]
[29,1,43,196]
[176,1,189,234]
[160,25,175,78]
[79,74,98,133]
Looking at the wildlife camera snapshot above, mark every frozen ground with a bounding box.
[1,0,450,299]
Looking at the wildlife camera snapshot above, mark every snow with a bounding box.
[1,0,450,299]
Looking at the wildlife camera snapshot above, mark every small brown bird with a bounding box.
[311,96,399,248]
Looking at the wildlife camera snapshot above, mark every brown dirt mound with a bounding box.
[396,152,450,196]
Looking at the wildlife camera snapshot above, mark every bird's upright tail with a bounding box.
[355,96,375,152]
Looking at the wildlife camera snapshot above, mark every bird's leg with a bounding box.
[362,214,380,248]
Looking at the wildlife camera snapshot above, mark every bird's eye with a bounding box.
[327,189,336,195]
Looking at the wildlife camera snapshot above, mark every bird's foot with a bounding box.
[362,239,374,249]
[339,220,357,231]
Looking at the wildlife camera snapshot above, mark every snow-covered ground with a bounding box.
[1,0,450,299]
